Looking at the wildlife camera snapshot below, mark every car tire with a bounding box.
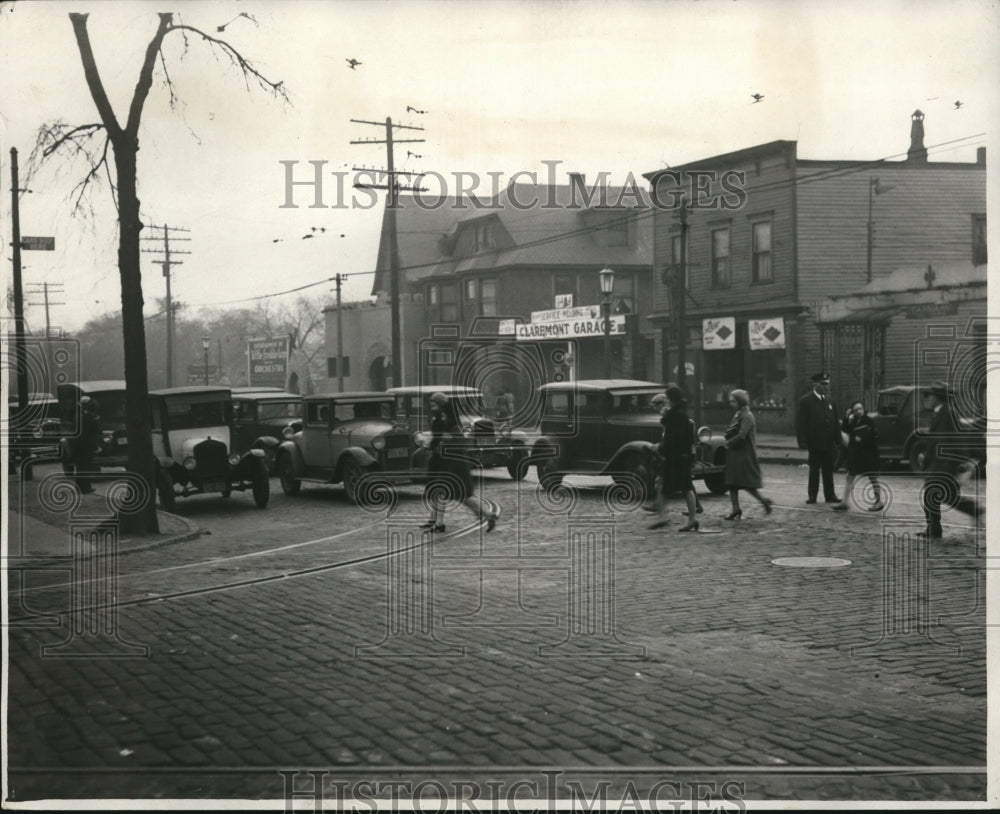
[704,447,729,495]
[506,445,529,481]
[251,458,270,508]
[156,466,176,512]
[612,453,652,501]
[536,456,563,491]
[908,439,929,473]
[278,454,301,496]
[342,458,362,505]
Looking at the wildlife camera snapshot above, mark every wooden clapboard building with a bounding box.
[644,111,987,433]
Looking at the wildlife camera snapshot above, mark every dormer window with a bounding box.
[474,221,495,253]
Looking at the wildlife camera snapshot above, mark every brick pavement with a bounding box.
[5,466,989,806]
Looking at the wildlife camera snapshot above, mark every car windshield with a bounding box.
[257,400,301,420]
[165,399,230,430]
[334,401,394,421]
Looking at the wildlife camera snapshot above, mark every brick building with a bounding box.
[643,112,986,432]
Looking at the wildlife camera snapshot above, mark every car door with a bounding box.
[300,399,333,469]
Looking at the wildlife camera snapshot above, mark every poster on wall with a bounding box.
[702,317,736,350]
[748,317,785,350]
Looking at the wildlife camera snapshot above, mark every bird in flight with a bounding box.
[406,105,427,114]
[751,93,764,104]
[346,58,362,70]
[407,151,422,159]
[954,100,963,109]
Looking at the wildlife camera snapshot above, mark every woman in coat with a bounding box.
[722,389,773,520]
[835,400,884,512]
[648,384,701,532]
[421,392,499,533]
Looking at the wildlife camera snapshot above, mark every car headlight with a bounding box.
[498,424,511,438]
[33,425,45,438]
[282,426,296,439]
[697,426,713,444]
[372,435,386,451]
[414,431,431,448]
[228,452,241,465]
[183,456,197,471]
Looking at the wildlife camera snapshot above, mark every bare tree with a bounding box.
[30,13,286,532]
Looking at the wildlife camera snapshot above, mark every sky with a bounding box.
[0,0,997,335]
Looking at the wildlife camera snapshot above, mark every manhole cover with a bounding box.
[771,556,852,568]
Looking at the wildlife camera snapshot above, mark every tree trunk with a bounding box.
[114,141,159,534]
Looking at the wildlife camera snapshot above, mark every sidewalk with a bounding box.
[7,474,200,560]
[754,432,809,464]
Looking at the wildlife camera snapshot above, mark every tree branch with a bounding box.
[124,13,174,137]
[167,23,289,102]
[69,13,123,139]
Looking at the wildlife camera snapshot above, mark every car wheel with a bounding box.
[908,439,929,472]
[278,454,301,496]
[704,447,728,495]
[536,455,562,491]
[342,458,362,505]
[506,446,529,481]
[156,467,176,512]
[251,458,270,508]
[612,453,652,501]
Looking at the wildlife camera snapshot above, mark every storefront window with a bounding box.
[702,347,741,407]
[747,348,787,408]
[700,322,787,408]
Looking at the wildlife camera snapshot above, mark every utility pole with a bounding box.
[676,194,688,398]
[350,116,426,387]
[9,148,29,411]
[334,273,344,392]
[141,224,190,386]
[26,282,66,338]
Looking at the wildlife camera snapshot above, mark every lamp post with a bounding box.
[599,267,615,379]
[201,336,210,386]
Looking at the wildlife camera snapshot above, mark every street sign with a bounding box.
[516,314,626,341]
[20,236,55,251]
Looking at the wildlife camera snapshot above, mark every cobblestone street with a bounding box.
[7,463,988,805]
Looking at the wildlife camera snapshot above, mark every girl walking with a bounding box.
[722,389,773,520]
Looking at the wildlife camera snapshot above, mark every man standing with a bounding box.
[796,372,843,504]
[73,396,102,495]
[920,381,982,539]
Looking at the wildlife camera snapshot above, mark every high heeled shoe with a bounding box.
[678,520,699,532]
[724,510,742,521]
[762,498,773,515]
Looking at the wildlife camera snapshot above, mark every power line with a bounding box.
[185,132,985,308]
[141,224,190,386]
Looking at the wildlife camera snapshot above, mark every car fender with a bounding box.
[507,429,530,446]
[337,446,377,477]
[277,440,305,475]
[601,440,657,476]
[253,435,281,451]
[233,448,266,477]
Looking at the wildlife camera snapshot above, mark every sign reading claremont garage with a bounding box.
[516,314,626,341]
[247,336,291,388]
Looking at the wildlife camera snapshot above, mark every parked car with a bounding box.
[6,393,59,477]
[34,381,131,473]
[872,385,986,473]
[230,389,303,474]
[276,392,417,503]
[150,386,270,511]
[531,380,728,495]
[387,385,531,480]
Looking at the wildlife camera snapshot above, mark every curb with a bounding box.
[116,510,203,556]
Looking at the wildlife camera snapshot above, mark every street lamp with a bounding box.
[201,336,211,386]
[599,267,615,379]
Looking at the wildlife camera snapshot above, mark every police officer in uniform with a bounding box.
[796,372,843,504]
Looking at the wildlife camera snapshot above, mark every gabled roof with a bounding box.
[371,183,652,295]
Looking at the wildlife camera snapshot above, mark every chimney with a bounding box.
[907,109,927,164]
[977,147,986,166]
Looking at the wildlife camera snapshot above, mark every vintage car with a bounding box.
[872,384,986,473]
[276,392,416,503]
[531,379,728,496]
[230,388,303,474]
[150,386,270,511]
[6,393,59,477]
[387,385,531,480]
[31,381,132,473]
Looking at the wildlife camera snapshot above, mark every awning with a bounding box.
[818,305,901,324]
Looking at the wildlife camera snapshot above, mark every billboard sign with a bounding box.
[247,336,290,388]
